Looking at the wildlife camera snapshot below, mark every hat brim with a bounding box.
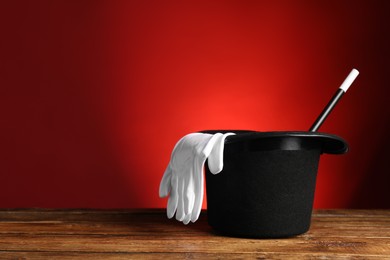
[200,130,348,155]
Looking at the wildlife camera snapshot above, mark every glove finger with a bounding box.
[183,173,195,215]
[207,134,224,174]
[159,166,172,198]
[208,133,235,174]
[175,178,185,221]
[191,158,205,223]
[186,190,195,216]
[182,213,191,225]
[201,133,222,158]
[167,176,178,219]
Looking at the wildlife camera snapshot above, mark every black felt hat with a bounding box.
[202,130,348,238]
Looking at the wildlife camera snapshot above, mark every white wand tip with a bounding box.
[339,68,359,92]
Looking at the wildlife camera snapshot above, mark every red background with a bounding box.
[1,0,389,209]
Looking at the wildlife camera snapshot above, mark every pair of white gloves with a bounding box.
[159,132,235,224]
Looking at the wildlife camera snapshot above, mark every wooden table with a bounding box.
[0,209,389,259]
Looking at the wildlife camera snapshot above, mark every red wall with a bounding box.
[1,0,389,208]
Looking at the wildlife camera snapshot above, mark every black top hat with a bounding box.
[201,129,348,238]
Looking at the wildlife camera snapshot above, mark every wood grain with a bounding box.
[0,209,389,259]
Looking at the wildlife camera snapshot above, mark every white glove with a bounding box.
[159,132,235,224]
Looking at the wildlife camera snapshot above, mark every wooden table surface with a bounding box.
[0,209,389,259]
